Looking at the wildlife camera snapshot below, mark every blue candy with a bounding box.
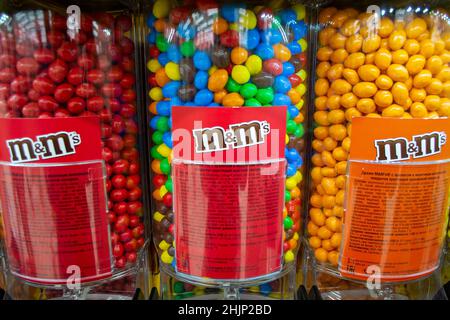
[282,62,295,76]
[221,4,245,22]
[168,116,172,129]
[286,164,297,177]
[287,41,302,55]
[147,31,156,44]
[157,52,169,66]
[259,283,272,296]
[289,105,299,118]
[286,148,299,163]
[292,21,307,40]
[279,9,297,24]
[260,28,282,45]
[167,45,181,63]
[146,14,156,28]
[163,131,173,148]
[150,116,159,130]
[193,51,212,71]
[255,43,274,60]
[273,93,291,106]
[177,21,196,39]
[194,71,209,89]
[274,76,292,94]
[208,102,220,106]
[156,100,171,116]
[170,97,182,107]
[194,89,213,105]
[162,81,181,98]
[241,28,260,50]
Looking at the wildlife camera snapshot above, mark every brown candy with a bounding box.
[251,71,274,88]
[178,84,196,102]
[211,46,230,68]
[179,58,195,83]
[289,56,303,73]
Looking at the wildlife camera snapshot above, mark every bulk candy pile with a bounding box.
[308,7,450,266]
[147,0,308,267]
[0,11,145,269]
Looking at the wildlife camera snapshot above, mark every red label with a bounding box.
[0,117,112,285]
[172,106,286,280]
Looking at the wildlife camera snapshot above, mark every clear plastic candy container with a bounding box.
[0,1,148,287]
[308,2,450,286]
[146,0,308,291]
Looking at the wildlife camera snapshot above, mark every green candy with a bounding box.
[286,120,297,134]
[156,33,169,52]
[226,78,242,92]
[240,83,258,99]
[152,131,164,145]
[284,216,294,229]
[173,282,185,294]
[272,16,282,28]
[160,158,171,175]
[285,190,291,203]
[245,98,262,107]
[180,40,195,57]
[151,146,164,160]
[165,177,173,192]
[255,87,274,104]
[156,116,170,132]
[181,292,195,298]
[294,124,304,138]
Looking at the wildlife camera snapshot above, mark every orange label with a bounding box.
[340,117,450,283]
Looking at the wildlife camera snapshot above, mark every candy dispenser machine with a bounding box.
[0,0,151,299]
[305,0,450,299]
[145,0,309,299]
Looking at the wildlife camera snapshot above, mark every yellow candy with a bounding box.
[159,185,168,198]
[161,250,173,264]
[294,171,303,183]
[285,134,289,145]
[293,4,306,20]
[208,65,218,76]
[147,59,161,72]
[239,10,257,29]
[153,211,164,222]
[295,83,306,97]
[153,0,171,19]
[228,23,240,32]
[293,232,299,241]
[298,38,308,52]
[286,177,297,190]
[231,65,250,84]
[165,62,180,80]
[149,87,163,101]
[159,240,170,251]
[298,69,307,81]
[245,55,262,75]
[284,250,295,263]
[157,143,171,157]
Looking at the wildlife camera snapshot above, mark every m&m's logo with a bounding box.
[374,131,447,162]
[6,131,81,163]
[193,120,270,153]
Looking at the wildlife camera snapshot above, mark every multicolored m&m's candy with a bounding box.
[147,0,308,267]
